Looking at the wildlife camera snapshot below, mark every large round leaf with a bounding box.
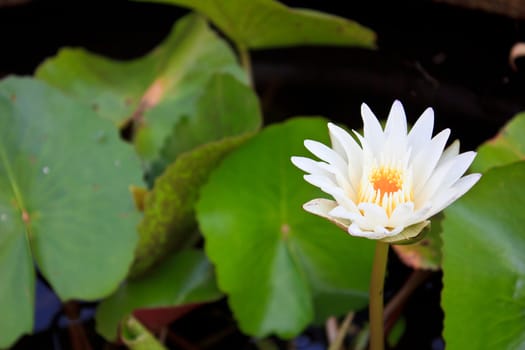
[442,162,525,349]
[471,112,525,173]
[196,118,374,338]
[96,249,222,340]
[36,14,247,162]
[154,72,262,175]
[138,0,375,50]
[0,77,142,347]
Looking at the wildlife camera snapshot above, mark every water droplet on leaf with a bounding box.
[42,166,50,175]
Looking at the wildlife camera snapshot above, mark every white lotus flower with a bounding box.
[291,100,481,242]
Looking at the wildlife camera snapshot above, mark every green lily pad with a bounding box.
[392,214,443,270]
[442,162,525,349]
[130,133,254,277]
[96,249,222,341]
[196,118,375,338]
[137,0,376,50]
[0,77,142,348]
[154,72,262,175]
[471,112,525,173]
[36,14,247,162]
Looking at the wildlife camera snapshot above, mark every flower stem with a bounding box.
[369,241,389,350]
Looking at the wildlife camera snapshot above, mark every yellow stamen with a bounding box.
[370,167,402,195]
[356,167,412,217]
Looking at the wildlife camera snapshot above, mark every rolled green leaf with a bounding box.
[121,316,167,350]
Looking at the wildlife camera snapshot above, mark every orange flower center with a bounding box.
[370,167,402,194]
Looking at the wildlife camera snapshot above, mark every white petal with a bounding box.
[303,199,349,232]
[388,202,415,227]
[304,140,347,173]
[451,173,482,197]
[358,202,389,229]
[405,203,433,226]
[361,103,384,155]
[304,176,358,211]
[407,107,434,152]
[355,132,382,174]
[437,139,460,166]
[327,123,363,187]
[415,156,456,202]
[438,151,477,189]
[291,156,329,176]
[373,225,390,235]
[316,162,355,199]
[427,173,481,218]
[414,141,461,201]
[382,102,410,163]
[305,176,359,213]
[412,128,451,193]
[328,130,346,162]
[352,131,375,162]
[382,225,404,237]
[417,151,476,204]
[348,223,401,240]
[382,130,408,166]
[352,130,381,167]
[348,223,385,239]
[424,188,458,219]
[303,174,335,190]
[328,123,361,157]
[329,205,360,220]
[328,188,359,213]
[303,198,337,217]
[384,100,407,138]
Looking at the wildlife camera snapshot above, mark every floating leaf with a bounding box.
[392,214,443,270]
[96,250,222,341]
[36,14,246,161]
[442,162,525,349]
[137,0,376,49]
[196,118,374,338]
[471,112,525,173]
[130,133,254,277]
[0,77,142,348]
[154,72,262,175]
